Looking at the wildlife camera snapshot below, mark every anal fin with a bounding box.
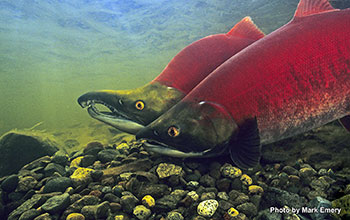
[229,117,261,169]
[339,115,350,132]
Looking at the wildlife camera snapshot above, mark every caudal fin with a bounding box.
[227,16,264,40]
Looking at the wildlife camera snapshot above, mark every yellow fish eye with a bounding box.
[168,126,180,137]
[135,100,145,110]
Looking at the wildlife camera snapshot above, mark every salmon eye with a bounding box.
[135,100,145,110]
[168,126,180,137]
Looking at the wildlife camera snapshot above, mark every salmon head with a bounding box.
[136,101,239,158]
[77,82,184,134]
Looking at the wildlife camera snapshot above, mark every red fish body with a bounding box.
[187,5,350,144]
[136,0,350,168]
[152,17,265,94]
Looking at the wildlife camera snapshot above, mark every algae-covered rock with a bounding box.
[197,199,219,217]
[41,193,71,213]
[332,194,350,218]
[133,205,151,220]
[70,167,94,187]
[156,163,183,179]
[0,130,59,176]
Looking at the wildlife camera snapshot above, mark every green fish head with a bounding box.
[77,82,184,134]
[136,101,238,157]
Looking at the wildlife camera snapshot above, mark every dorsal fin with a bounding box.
[294,0,337,18]
[227,16,264,41]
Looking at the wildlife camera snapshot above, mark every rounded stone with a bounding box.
[70,167,94,187]
[41,193,71,213]
[66,213,85,220]
[83,142,104,156]
[197,199,219,217]
[248,185,264,195]
[166,211,184,220]
[141,195,155,208]
[133,205,151,220]
[156,163,183,179]
[1,174,19,192]
[17,176,38,192]
[221,164,242,178]
[240,174,252,185]
[227,207,239,217]
[43,177,72,193]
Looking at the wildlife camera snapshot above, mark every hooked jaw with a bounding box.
[77,91,145,134]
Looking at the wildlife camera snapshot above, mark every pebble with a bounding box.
[133,205,151,220]
[33,213,52,220]
[221,164,242,179]
[142,195,155,208]
[70,167,94,187]
[41,193,71,213]
[1,174,19,192]
[70,156,83,168]
[51,151,68,166]
[236,202,257,217]
[80,155,96,167]
[197,199,219,217]
[18,209,40,220]
[218,192,229,200]
[43,177,72,193]
[199,174,216,187]
[187,191,199,201]
[332,194,350,218]
[308,197,332,220]
[97,149,118,163]
[81,201,110,219]
[83,142,104,156]
[166,211,184,220]
[120,194,139,213]
[66,213,85,220]
[240,174,252,186]
[227,207,239,217]
[156,163,183,179]
[44,163,66,177]
[248,185,264,195]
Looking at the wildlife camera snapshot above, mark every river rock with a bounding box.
[18,209,41,220]
[81,201,110,219]
[120,194,139,213]
[133,205,151,220]
[197,199,219,217]
[41,193,71,213]
[1,174,19,192]
[0,131,58,176]
[156,163,183,179]
[261,187,307,209]
[8,194,46,220]
[43,177,72,193]
[166,211,184,220]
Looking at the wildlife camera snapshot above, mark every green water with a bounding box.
[0,0,301,135]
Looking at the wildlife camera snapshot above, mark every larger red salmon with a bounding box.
[77,17,264,134]
[136,0,350,168]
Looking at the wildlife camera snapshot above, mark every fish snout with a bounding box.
[136,127,159,140]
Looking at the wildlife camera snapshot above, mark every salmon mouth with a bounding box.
[78,98,145,134]
[79,99,131,120]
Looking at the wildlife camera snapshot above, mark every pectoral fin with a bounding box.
[339,115,350,132]
[229,118,261,169]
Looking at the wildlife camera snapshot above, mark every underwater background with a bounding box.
[0,0,305,136]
